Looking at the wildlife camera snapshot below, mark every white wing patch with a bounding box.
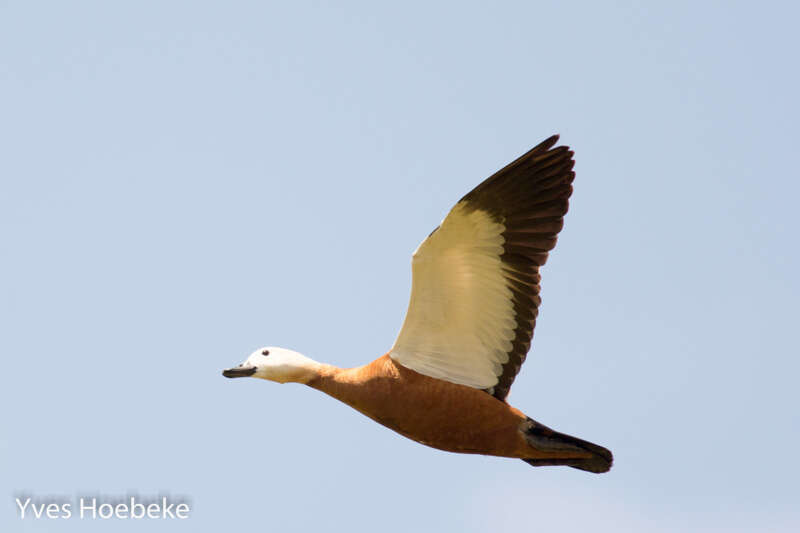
[390,202,516,389]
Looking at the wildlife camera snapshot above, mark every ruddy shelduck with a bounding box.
[223,135,613,473]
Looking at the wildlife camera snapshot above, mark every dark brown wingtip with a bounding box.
[537,134,560,151]
[461,135,568,205]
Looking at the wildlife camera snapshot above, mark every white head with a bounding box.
[222,347,320,384]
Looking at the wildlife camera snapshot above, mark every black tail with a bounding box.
[521,418,613,474]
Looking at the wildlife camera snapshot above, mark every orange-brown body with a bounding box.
[308,354,593,462]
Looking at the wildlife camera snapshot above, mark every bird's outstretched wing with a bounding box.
[389,135,575,401]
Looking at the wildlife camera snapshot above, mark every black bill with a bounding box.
[222,365,257,378]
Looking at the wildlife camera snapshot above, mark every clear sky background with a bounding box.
[2,1,799,531]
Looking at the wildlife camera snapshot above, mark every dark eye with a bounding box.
[261,349,270,356]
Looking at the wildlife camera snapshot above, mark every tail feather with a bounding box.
[522,417,613,474]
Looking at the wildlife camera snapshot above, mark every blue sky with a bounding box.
[2,1,799,531]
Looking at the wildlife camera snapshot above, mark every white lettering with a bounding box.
[161,496,175,519]
[98,503,113,519]
[15,495,189,519]
[130,497,145,519]
[32,501,45,519]
[80,497,97,519]
[15,498,72,519]
[15,497,30,519]
[46,503,60,519]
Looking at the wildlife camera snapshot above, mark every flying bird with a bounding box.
[223,135,613,473]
